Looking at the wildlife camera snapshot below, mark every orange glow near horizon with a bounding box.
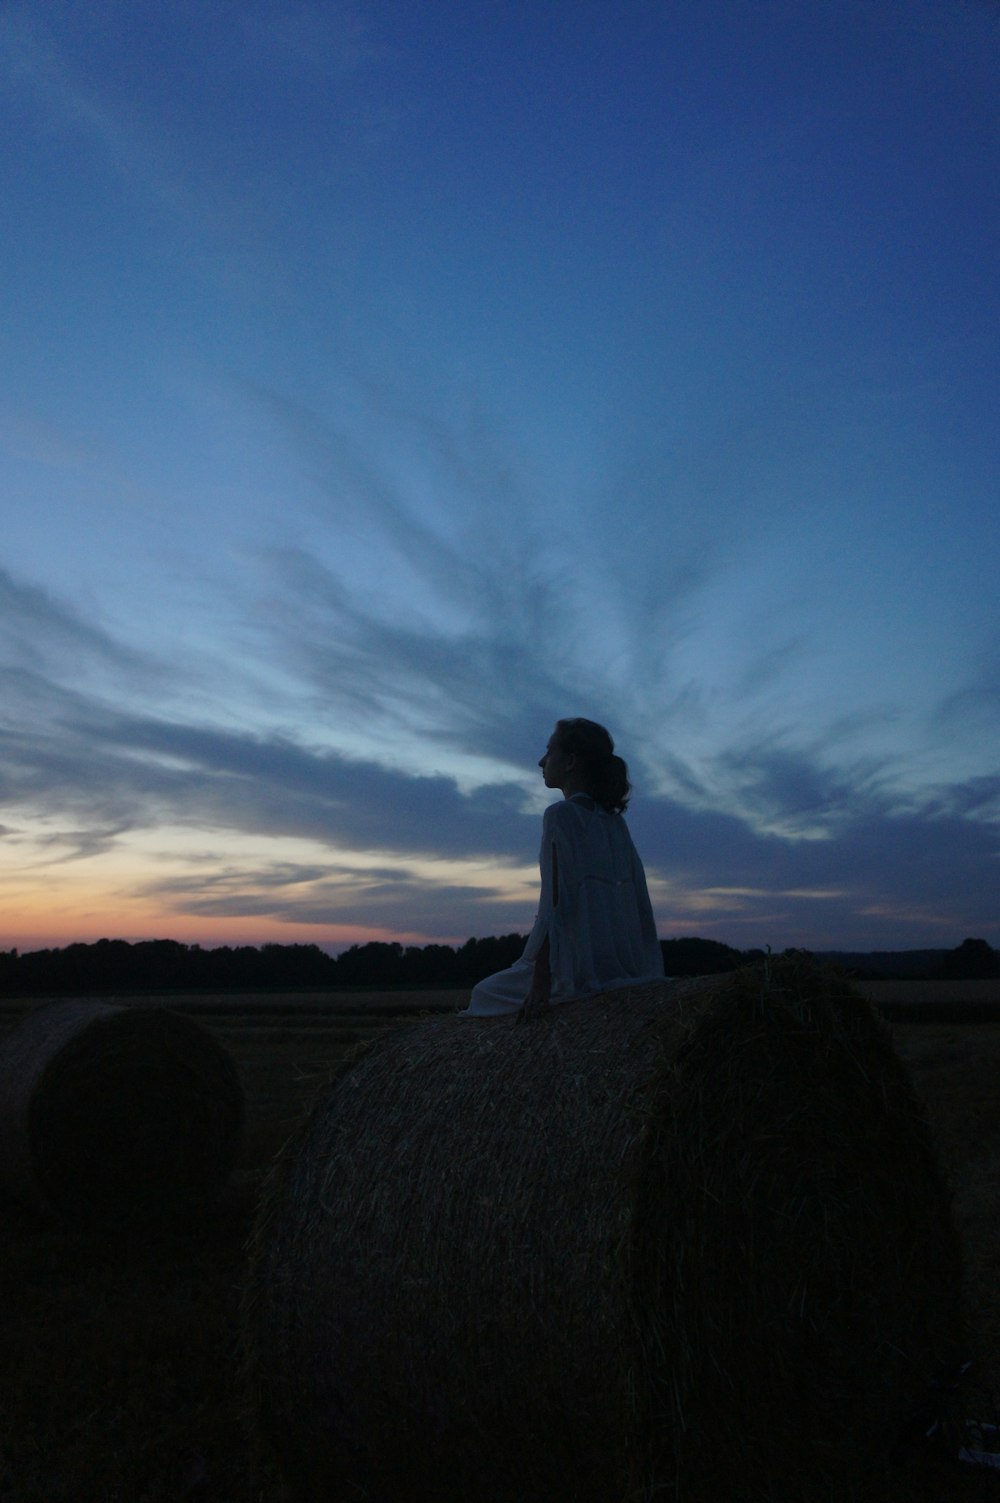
[0,881,774,952]
[0,824,539,955]
[0,883,527,954]
[3,825,946,959]
[1,913,450,956]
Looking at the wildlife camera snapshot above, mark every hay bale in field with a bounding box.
[0,999,243,1221]
[243,954,962,1503]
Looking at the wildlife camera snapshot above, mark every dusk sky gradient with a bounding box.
[2,0,998,955]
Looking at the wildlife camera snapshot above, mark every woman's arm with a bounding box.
[518,844,558,1023]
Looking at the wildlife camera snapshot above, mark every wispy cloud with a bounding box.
[0,5,187,213]
[137,855,528,939]
[0,568,149,681]
[236,380,625,768]
[0,0,373,302]
[236,1,388,85]
[934,654,1000,735]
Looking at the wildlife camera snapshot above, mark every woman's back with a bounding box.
[526,795,663,1001]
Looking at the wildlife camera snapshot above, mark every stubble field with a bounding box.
[1,981,999,1501]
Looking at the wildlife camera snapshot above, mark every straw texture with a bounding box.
[244,955,961,1503]
[0,999,244,1221]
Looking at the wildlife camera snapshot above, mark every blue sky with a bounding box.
[1,0,998,954]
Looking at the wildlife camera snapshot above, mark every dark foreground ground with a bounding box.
[1,983,1000,1502]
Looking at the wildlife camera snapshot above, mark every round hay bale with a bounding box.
[0,999,244,1222]
[243,954,962,1503]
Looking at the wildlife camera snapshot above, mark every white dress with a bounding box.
[461,793,664,1016]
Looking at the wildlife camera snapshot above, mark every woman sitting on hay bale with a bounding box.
[461,717,664,1021]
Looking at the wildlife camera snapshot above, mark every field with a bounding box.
[1,981,1000,1501]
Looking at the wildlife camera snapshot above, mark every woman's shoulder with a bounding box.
[543,798,581,829]
[544,795,616,828]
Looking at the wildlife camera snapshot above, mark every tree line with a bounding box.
[0,934,752,997]
[0,934,993,998]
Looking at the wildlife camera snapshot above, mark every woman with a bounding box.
[461,718,664,1020]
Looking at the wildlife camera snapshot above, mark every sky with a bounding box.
[1,0,998,956]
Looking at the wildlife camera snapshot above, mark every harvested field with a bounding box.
[862,979,1000,1023]
[0,981,999,1500]
[865,980,1000,1006]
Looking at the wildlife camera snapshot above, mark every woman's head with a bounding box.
[542,717,631,812]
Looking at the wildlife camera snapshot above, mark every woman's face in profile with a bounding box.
[539,732,573,790]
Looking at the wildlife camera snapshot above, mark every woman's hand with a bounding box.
[516,981,551,1024]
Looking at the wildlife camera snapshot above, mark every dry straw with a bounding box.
[0,999,243,1222]
[244,954,962,1503]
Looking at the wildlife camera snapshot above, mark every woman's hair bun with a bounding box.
[553,718,631,812]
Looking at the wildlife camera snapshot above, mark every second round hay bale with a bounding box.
[0,999,244,1221]
[243,954,962,1503]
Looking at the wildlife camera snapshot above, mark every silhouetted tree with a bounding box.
[941,937,1000,980]
[661,937,745,976]
[454,935,525,985]
[334,942,407,987]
